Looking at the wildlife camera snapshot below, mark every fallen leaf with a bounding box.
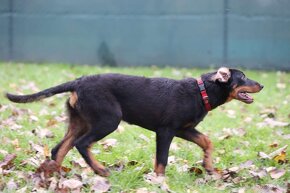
[0,149,8,156]
[71,158,88,168]
[144,172,165,184]
[269,168,286,179]
[268,145,288,159]
[61,178,83,190]
[170,142,180,151]
[253,184,286,193]
[258,152,271,159]
[6,179,18,191]
[139,134,150,143]
[35,159,60,178]
[269,142,279,148]
[0,154,17,169]
[240,160,254,169]
[116,125,125,133]
[29,115,39,122]
[108,160,125,172]
[257,118,289,128]
[188,166,203,175]
[226,110,236,118]
[136,188,156,193]
[99,138,117,151]
[228,166,240,173]
[11,139,20,150]
[89,176,111,193]
[260,108,277,118]
[273,151,287,164]
[33,128,54,139]
[249,169,267,179]
[29,141,45,156]
[43,144,50,158]
[276,83,286,89]
[218,134,231,141]
[127,160,138,166]
[46,118,58,127]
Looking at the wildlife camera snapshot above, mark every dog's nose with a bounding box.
[260,84,264,90]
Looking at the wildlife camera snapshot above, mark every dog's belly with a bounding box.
[121,111,160,131]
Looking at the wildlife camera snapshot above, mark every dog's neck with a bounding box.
[200,74,231,110]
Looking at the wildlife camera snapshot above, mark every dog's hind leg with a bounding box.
[51,101,88,165]
[176,128,214,174]
[74,113,121,177]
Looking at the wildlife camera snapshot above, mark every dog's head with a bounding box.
[211,67,264,104]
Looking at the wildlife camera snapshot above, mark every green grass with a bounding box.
[0,63,289,192]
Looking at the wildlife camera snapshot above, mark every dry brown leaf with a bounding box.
[139,134,150,143]
[71,158,88,168]
[249,169,267,179]
[36,159,60,178]
[228,166,240,173]
[61,178,83,190]
[116,125,125,133]
[258,152,271,159]
[11,139,20,150]
[269,142,279,148]
[269,168,286,179]
[240,160,254,169]
[43,145,50,158]
[0,149,8,156]
[89,176,111,193]
[108,160,125,172]
[188,166,203,175]
[99,138,117,151]
[268,145,288,159]
[273,151,288,164]
[29,115,39,122]
[46,118,58,127]
[29,141,45,155]
[218,134,231,141]
[253,184,286,193]
[170,142,180,151]
[144,172,172,192]
[136,188,156,193]
[6,179,18,191]
[257,118,289,128]
[282,134,290,139]
[0,154,17,169]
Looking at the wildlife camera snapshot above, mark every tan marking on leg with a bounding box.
[87,145,110,177]
[55,136,74,164]
[191,134,214,173]
[154,162,165,176]
[69,92,78,108]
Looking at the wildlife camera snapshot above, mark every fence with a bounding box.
[0,0,289,70]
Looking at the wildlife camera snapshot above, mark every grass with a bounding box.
[0,63,289,192]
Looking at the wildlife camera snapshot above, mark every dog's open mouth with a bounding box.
[237,91,254,104]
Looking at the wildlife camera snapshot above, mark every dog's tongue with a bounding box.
[239,92,253,103]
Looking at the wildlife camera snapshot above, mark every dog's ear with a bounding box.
[211,67,231,83]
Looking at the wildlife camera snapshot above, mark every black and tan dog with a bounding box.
[6,67,263,176]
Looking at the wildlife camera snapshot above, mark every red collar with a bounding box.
[197,78,212,111]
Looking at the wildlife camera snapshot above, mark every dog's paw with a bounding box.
[95,167,110,177]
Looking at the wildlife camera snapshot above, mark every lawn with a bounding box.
[0,63,289,193]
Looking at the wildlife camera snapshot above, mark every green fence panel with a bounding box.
[11,0,224,67]
[0,0,289,70]
[228,0,290,70]
[0,0,9,60]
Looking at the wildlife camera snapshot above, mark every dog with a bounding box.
[6,67,263,176]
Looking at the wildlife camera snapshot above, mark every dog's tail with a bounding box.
[6,81,75,103]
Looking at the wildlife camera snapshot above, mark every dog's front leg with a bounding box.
[154,128,176,176]
[176,128,214,174]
